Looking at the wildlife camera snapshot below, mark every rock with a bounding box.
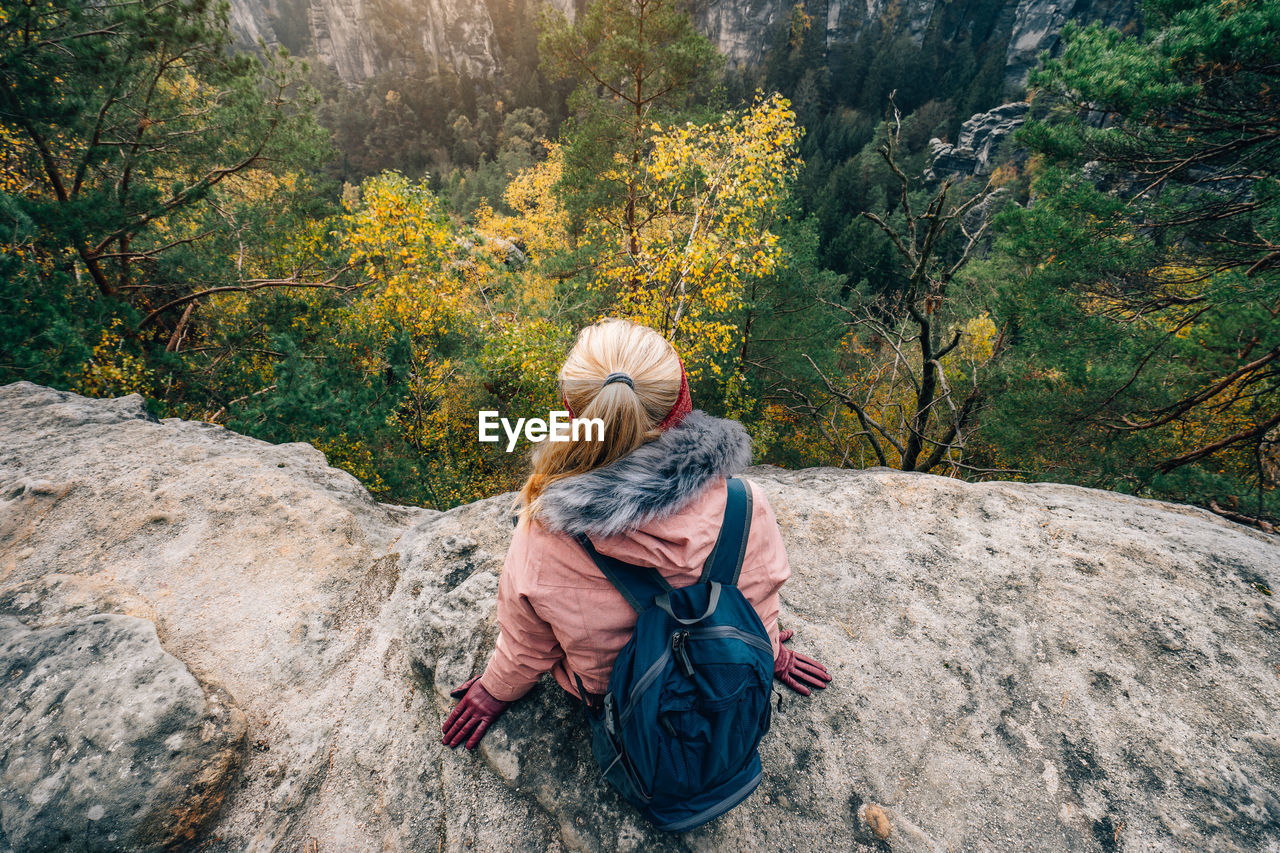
[396,465,1280,852]
[0,573,162,631]
[244,0,503,83]
[493,236,528,268]
[928,135,978,177]
[224,0,1139,86]
[226,0,279,52]
[862,803,892,839]
[693,0,794,69]
[0,613,246,852]
[0,381,437,853]
[227,0,575,84]
[1004,0,1140,90]
[926,101,1029,181]
[2,381,1279,851]
[961,185,1012,235]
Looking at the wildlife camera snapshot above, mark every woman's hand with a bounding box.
[774,628,832,696]
[441,675,510,749]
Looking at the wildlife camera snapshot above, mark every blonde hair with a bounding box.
[517,318,683,526]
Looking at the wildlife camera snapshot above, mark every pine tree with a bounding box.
[978,0,1280,523]
[538,0,722,280]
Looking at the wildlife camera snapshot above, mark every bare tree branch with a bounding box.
[800,91,1003,474]
[139,266,362,327]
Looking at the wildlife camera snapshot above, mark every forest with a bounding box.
[2,0,1277,529]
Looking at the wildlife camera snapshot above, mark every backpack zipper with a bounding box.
[619,625,771,724]
[685,624,774,655]
[621,647,672,725]
[672,630,695,677]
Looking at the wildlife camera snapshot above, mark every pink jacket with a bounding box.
[478,411,791,703]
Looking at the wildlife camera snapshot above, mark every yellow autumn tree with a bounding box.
[474,143,573,313]
[331,171,492,504]
[330,170,581,506]
[584,92,803,384]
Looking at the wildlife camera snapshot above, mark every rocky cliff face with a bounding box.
[228,0,1135,86]
[272,0,504,81]
[699,0,1139,78]
[227,0,577,84]
[926,100,1029,179]
[2,381,1278,852]
[1003,0,1138,88]
[690,0,791,69]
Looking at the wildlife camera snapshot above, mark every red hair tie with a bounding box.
[561,356,692,431]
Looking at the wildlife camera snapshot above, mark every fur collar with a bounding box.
[534,410,754,538]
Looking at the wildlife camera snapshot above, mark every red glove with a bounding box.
[774,628,832,696]
[441,675,510,749]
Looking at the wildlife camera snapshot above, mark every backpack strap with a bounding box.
[573,532,673,613]
[698,476,753,587]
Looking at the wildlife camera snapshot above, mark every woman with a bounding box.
[443,318,831,751]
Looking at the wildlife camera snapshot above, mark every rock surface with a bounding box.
[0,381,434,852]
[226,0,572,83]
[1003,0,1139,88]
[304,0,505,83]
[0,613,246,852]
[224,0,1138,86]
[1,380,1279,852]
[926,101,1029,180]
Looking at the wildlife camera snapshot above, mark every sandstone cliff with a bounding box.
[1,381,1278,852]
[228,0,575,84]
[704,0,1139,78]
[227,0,1136,87]
[926,101,1029,180]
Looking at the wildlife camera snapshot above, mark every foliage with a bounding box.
[976,0,1280,520]
[0,0,335,403]
[198,171,576,507]
[726,209,847,466]
[440,107,554,216]
[312,51,569,215]
[13,0,1276,529]
[0,0,330,292]
[778,102,1009,473]
[539,0,723,246]
[585,93,804,385]
[307,0,571,197]
[754,0,1014,292]
[533,0,834,417]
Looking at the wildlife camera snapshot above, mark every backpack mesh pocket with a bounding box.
[652,662,767,790]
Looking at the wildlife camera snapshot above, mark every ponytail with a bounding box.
[517,318,683,527]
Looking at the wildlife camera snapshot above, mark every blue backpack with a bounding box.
[571,476,774,832]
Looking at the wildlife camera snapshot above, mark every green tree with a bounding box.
[979,0,1280,522]
[1,0,334,392]
[787,100,1007,473]
[538,0,722,276]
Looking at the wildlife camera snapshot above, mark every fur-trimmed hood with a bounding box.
[533,410,754,538]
